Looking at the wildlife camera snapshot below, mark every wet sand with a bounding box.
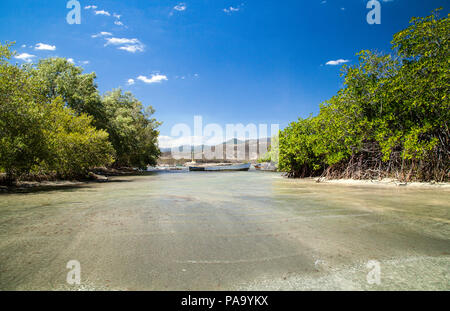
[0,171,449,290]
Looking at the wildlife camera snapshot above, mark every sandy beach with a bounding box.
[316,178,450,188]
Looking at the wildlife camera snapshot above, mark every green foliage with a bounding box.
[387,9,449,162]
[258,135,280,164]
[32,58,105,124]
[102,89,161,168]
[279,9,449,181]
[32,59,161,169]
[0,42,161,182]
[278,118,323,177]
[42,98,115,177]
[0,42,50,179]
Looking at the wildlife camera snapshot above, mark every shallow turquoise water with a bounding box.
[0,171,449,290]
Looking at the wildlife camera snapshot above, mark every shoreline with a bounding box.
[0,180,86,193]
[311,177,450,189]
[0,168,156,193]
[2,170,449,193]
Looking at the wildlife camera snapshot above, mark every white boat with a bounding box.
[189,163,251,172]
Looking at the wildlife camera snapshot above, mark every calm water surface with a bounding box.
[0,171,449,290]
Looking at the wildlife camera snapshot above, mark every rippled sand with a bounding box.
[0,171,449,290]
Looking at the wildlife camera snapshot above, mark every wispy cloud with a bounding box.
[91,31,112,38]
[105,37,139,45]
[223,7,240,13]
[118,45,144,53]
[174,73,199,80]
[35,43,56,51]
[14,53,35,62]
[112,12,125,26]
[223,4,244,13]
[326,59,350,66]
[137,74,168,84]
[170,3,187,16]
[127,79,135,85]
[87,5,126,26]
[104,37,145,53]
[95,10,111,16]
[174,3,187,11]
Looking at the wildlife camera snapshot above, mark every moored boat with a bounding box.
[189,163,251,172]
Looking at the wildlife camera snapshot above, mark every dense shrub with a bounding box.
[279,10,449,182]
[0,42,161,183]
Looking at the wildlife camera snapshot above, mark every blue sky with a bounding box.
[0,0,447,145]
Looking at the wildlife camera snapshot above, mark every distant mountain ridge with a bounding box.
[159,137,272,161]
[160,138,269,152]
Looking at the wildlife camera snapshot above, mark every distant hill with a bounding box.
[158,137,272,164]
[222,138,244,145]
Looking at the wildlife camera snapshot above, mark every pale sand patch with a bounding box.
[316,178,450,189]
[236,255,450,291]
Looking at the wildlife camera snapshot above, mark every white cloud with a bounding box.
[127,79,135,85]
[118,45,143,53]
[224,7,239,13]
[84,5,98,10]
[174,3,187,11]
[113,13,121,19]
[224,4,243,13]
[81,61,90,65]
[105,38,139,45]
[35,43,56,51]
[67,58,75,64]
[91,31,112,38]
[114,21,124,26]
[326,59,350,66]
[137,74,168,84]
[14,53,35,62]
[21,44,26,48]
[95,10,111,16]
[104,37,145,53]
